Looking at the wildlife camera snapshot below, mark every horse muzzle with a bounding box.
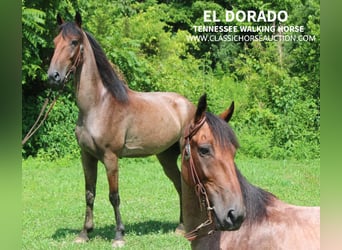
[214,207,245,231]
[47,70,64,85]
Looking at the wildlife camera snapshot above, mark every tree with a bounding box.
[22,0,46,84]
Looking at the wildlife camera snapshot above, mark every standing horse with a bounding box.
[47,12,195,247]
[181,94,320,250]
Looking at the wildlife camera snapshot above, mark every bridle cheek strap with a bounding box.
[65,43,83,82]
[183,116,215,241]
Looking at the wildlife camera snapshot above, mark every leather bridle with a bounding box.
[183,116,215,241]
[22,43,83,145]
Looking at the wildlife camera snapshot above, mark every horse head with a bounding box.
[182,94,245,232]
[48,12,84,85]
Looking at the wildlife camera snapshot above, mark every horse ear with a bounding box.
[75,11,82,28]
[195,93,207,123]
[57,13,64,25]
[219,101,234,123]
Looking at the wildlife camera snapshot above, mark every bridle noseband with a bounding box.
[183,116,215,241]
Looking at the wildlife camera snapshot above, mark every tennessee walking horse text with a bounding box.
[181,94,320,250]
[48,12,195,247]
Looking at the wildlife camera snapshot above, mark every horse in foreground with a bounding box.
[181,94,320,250]
[47,12,195,247]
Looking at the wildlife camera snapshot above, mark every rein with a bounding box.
[183,116,215,241]
[22,44,83,146]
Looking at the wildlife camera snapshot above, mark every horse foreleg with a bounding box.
[156,143,184,235]
[75,150,98,243]
[104,154,125,248]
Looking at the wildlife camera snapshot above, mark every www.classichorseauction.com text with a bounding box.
[187,10,316,42]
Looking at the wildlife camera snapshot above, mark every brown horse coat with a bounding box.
[181,94,320,250]
[48,12,195,247]
[191,200,320,250]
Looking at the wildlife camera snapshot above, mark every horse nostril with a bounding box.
[227,209,236,223]
[48,71,61,84]
[227,209,244,228]
[54,72,60,81]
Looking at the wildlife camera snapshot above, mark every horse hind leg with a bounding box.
[75,151,98,243]
[156,142,185,235]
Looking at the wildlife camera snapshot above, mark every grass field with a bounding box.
[22,156,319,249]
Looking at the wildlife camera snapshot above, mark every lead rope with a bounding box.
[22,44,83,146]
[22,92,58,145]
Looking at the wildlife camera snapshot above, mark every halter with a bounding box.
[22,43,83,145]
[183,116,215,241]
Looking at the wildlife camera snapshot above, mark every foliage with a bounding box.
[22,0,47,84]
[232,40,319,159]
[22,90,79,159]
[287,0,320,101]
[22,0,320,160]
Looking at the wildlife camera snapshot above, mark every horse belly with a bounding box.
[120,134,177,157]
[120,111,183,157]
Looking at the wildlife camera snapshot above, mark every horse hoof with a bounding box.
[112,239,125,248]
[74,236,88,244]
[175,223,185,236]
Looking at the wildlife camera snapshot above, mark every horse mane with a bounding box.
[205,112,239,150]
[205,111,275,225]
[236,166,276,225]
[60,22,82,38]
[85,32,129,103]
[59,21,129,103]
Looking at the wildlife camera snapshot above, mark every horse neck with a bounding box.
[74,33,106,113]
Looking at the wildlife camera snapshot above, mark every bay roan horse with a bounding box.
[181,94,320,250]
[47,12,195,247]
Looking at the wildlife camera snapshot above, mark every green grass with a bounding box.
[22,156,319,249]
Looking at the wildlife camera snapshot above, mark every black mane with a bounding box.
[236,167,275,225]
[205,111,275,224]
[85,32,128,103]
[60,22,83,38]
[59,22,129,103]
[205,111,239,150]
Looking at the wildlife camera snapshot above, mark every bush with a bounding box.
[230,41,319,159]
[22,91,79,160]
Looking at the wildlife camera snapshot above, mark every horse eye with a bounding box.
[71,40,79,46]
[198,145,211,157]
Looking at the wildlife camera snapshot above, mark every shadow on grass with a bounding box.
[52,220,179,241]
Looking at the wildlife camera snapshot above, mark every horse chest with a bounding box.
[75,125,98,154]
[75,117,126,156]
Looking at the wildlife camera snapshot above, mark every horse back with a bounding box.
[218,202,320,250]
